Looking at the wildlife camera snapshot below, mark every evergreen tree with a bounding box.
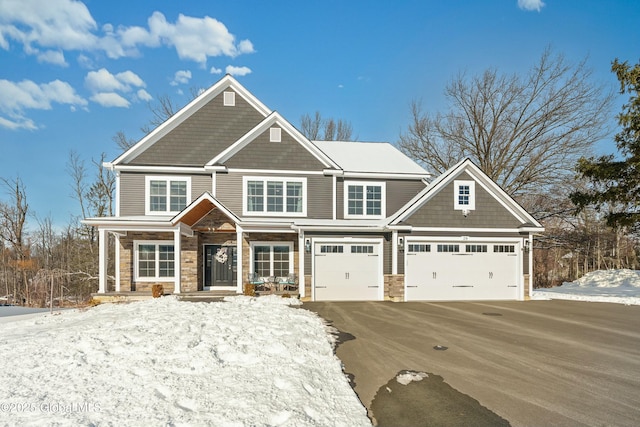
[571,59,640,229]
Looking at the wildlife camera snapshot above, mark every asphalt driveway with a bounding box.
[304,300,640,427]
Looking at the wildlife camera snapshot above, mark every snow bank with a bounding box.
[0,296,371,426]
[532,269,640,305]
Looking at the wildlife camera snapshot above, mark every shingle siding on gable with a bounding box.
[118,172,211,216]
[223,129,327,170]
[127,90,265,166]
[403,171,522,228]
[215,172,333,219]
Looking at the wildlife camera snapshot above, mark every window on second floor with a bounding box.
[454,180,475,211]
[145,176,191,215]
[344,181,386,218]
[243,177,307,216]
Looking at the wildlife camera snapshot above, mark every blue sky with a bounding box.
[1,0,639,227]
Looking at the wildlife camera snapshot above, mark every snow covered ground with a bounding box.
[532,269,640,305]
[0,296,371,427]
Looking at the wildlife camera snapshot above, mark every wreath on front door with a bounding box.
[215,247,228,264]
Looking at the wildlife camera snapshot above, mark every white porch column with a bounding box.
[236,225,243,294]
[114,234,121,292]
[391,231,398,275]
[173,228,181,294]
[98,228,108,293]
[298,231,305,298]
[528,234,534,297]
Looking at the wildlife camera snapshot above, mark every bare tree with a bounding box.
[399,47,614,199]
[300,111,354,141]
[112,131,137,151]
[0,176,30,304]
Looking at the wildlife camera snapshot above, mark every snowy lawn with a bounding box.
[0,296,371,427]
[532,269,640,305]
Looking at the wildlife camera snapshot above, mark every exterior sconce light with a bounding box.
[305,238,311,253]
[398,236,404,251]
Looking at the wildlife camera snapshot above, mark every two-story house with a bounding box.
[84,75,543,302]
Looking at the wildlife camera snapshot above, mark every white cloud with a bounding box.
[136,89,153,102]
[90,92,130,108]
[84,68,145,93]
[518,0,545,11]
[0,3,255,64]
[36,50,67,66]
[210,66,222,74]
[0,78,87,113]
[225,65,251,76]
[77,54,94,69]
[0,78,87,130]
[0,0,99,51]
[170,70,192,86]
[0,115,37,131]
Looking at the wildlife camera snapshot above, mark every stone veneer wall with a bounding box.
[118,232,174,293]
[524,274,530,300]
[385,274,405,301]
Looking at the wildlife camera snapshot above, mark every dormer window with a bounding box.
[454,180,475,210]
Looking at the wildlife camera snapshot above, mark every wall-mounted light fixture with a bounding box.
[398,236,404,251]
[305,238,311,253]
[524,239,530,252]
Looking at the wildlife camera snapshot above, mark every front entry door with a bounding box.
[204,245,237,288]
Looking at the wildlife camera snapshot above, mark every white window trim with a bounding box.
[223,91,235,106]
[269,127,281,142]
[249,242,294,277]
[454,180,475,211]
[343,181,386,219]
[145,176,192,216]
[134,240,175,282]
[242,176,307,217]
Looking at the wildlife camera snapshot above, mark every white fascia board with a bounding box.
[463,163,543,228]
[226,168,325,175]
[111,165,208,174]
[171,191,241,225]
[407,227,537,233]
[111,75,271,166]
[342,172,431,180]
[323,169,344,176]
[204,165,228,172]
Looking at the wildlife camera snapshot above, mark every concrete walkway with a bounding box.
[304,300,640,427]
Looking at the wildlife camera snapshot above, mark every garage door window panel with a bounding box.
[437,244,460,253]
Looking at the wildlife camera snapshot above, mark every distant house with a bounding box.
[84,75,543,302]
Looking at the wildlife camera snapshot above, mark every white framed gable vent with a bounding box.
[270,127,282,142]
[223,91,236,106]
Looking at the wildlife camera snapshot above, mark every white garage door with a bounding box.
[405,241,520,301]
[314,241,382,301]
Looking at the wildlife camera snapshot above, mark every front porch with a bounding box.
[90,289,300,304]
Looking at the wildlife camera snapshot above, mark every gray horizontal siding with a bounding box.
[127,89,265,166]
[404,172,522,228]
[216,172,333,219]
[224,128,327,171]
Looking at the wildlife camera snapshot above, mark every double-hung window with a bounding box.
[251,243,293,278]
[135,241,175,281]
[146,176,191,215]
[243,177,306,216]
[454,180,475,211]
[344,181,385,218]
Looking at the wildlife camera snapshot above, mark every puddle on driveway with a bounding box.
[370,370,511,427]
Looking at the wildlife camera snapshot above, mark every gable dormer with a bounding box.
[109,75,271,168]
